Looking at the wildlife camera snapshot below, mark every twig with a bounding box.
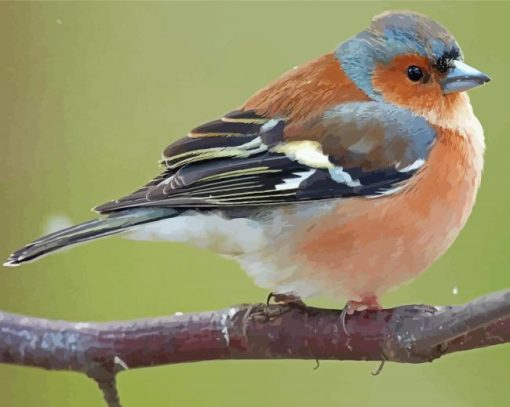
[0,289,509,407]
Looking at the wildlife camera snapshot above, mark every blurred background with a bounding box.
[1,1,508,406]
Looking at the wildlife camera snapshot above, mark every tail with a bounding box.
[4,208,179,267]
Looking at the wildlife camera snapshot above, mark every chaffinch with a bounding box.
[5,11,490,313]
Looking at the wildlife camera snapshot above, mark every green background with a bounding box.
[1,1,508,406]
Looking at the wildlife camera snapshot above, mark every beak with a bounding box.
[442,60,491,94]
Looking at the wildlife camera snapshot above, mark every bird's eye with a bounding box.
[407,66,424,82]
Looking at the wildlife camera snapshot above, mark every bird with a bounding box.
[4,10,490,314]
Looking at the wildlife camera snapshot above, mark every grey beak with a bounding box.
[442,60,491,94]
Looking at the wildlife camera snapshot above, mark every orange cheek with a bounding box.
[372,64,442,112]
[371,60,466,125]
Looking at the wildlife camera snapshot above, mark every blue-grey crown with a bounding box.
[336,11,463,100]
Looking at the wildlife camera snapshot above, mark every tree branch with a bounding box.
[1,289,509,406]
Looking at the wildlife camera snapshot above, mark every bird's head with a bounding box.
[336,11,490,123]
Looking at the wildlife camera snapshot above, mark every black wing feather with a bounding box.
[95,104,435,213]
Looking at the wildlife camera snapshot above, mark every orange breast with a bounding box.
[292,128,484,300]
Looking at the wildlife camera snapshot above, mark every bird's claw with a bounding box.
[340,295,381,336]
[266,292,307,309]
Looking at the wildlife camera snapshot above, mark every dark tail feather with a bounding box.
[4,208,178,267]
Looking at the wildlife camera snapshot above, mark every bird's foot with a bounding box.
[266,292,307,309]
[340,294,381,336]
[253,293,307,323]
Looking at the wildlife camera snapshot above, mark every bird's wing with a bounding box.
[94,102,436,213]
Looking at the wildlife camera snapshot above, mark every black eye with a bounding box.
[407,66,424,81]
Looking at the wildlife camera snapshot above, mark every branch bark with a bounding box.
[1,289,509,406]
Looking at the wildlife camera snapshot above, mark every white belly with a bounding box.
[126,203,337,298]
[128,210,267,255]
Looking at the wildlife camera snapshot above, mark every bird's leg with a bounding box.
[266,292,307,308]
[340,294,381,336]
[258,292,307,322]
